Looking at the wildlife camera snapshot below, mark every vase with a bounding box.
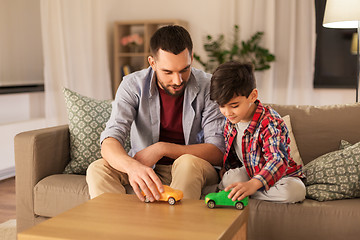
[129,44,142,53]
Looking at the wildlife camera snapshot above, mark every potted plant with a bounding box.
[194,25,275,73]
[121,33,144,52]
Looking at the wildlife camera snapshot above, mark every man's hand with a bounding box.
[224,178,263,201]
[133,142,165,167]
[127,160,164,202]
[101,138,164,202]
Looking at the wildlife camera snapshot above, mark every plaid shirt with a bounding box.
[223,100,304,190]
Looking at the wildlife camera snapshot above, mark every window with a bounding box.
[314,0,357,89]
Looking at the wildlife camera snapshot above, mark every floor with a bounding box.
[0,177,16,224]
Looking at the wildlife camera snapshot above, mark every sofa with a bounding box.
[15,102,360,240]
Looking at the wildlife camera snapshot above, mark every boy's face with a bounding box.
[148,48,193,96]
[219,89,258,124]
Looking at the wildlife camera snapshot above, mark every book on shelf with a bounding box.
[121,65,132,76]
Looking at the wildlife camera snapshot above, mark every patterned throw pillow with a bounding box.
[63,88,131,174]
[63,88,112,174]
[339,139,352,150]
[303,140,360,201]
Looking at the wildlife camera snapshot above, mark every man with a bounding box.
[86,25,225,202]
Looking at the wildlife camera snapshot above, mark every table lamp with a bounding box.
[323,0,360,102]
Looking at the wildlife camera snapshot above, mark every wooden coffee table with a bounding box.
[18,193,249,240]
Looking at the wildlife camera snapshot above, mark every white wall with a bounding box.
[0,92,44,124]
[0,0,43,86]
[0,92,45,180]
[0,0,45,179]
[0,117,46,181]
[313,88,356,105]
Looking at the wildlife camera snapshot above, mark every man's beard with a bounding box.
[156,75,186,97]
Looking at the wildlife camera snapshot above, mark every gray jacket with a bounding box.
[101,67,225,157]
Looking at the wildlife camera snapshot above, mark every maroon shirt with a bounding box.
[157,86,185,165]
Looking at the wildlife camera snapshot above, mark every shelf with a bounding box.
[116,52,149,57]
[112,20,188,97]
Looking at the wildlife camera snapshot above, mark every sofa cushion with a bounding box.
[303,140,360,201]
[340,139,353,149]
[34,174,90,217]
[63,88,112,174]
[282,115,303,166]
[33,174,135,217]
[248,198,360,240]
[63,88,132,174]
[269,103,360,166]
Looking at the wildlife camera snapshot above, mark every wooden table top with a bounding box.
[18,193,248,240]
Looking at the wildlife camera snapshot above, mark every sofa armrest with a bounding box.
[15,124,70,231]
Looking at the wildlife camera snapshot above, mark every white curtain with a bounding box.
[40,0,112,126]
[235,0,316,105]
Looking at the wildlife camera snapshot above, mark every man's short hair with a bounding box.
[210,61,256,106]
[150,25,193,57]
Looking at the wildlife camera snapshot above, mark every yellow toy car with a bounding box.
[144,185,183,205]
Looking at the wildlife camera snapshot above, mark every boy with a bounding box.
[210,61,306,203]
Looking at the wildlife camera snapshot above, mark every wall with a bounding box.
[0,0,45,179]
[0,0,43,86]
[0,92,44,124]
[103,0,236,73]
[313,88,355,105]
[0,92,45,181]
[0,118,46,181]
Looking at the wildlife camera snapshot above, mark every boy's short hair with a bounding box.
[210,61,256,106]
[150,25,193,57]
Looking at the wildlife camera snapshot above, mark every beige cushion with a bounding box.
[33,174,135,217]
[282,115,304,166]
[304,140,360,201]
[34,174,89,217]
[269,103,360,165]
[248,198,360,240]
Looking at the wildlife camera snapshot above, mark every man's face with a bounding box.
[148,48,193,96]
[219,89,258,124]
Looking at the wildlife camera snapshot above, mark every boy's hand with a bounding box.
[224,178,263,201]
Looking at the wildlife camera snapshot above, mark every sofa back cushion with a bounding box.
[268,103,360,165]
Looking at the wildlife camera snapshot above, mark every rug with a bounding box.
[0,219,16,240]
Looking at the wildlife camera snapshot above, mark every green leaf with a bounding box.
[193,26,275,72]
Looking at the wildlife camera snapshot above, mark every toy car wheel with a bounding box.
[168,197,176,205]
[235,202,244,210]
[207,200,216,209]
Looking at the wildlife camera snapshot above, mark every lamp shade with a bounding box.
[323,0,360,29]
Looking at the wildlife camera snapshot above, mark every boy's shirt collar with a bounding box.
[247,99,264,134]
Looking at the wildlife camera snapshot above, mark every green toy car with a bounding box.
[205,190,249,210]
